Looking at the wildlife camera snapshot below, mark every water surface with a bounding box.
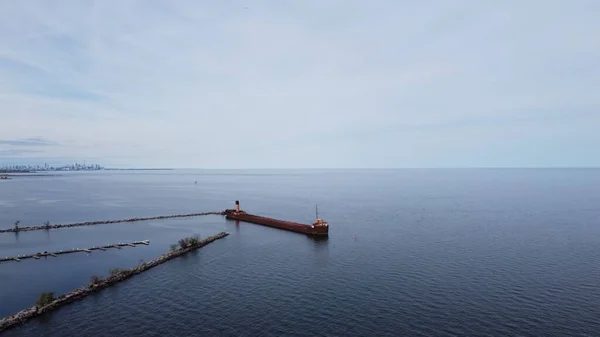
[1,169,600,336]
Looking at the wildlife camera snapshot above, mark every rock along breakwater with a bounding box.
[0,231,229,333]
[0,240,150,263]
[0,211,225,233]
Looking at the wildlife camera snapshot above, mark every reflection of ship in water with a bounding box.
[308,235,329,244]
[224,200,329,237]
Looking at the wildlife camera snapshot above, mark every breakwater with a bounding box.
[0,232,229,333]
[0,211,225,233]
[0,240,150,263]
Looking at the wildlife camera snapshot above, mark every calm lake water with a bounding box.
[1,169,600,336]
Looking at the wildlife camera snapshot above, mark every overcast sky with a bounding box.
[1,1,598,168]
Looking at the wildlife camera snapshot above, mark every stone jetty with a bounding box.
[0,211,225,233]
[0,232,229,333]
[0,240,150,263]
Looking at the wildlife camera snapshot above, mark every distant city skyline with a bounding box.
[0,161,103,172]
[1,1,599,168]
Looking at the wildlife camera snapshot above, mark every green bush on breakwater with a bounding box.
[177,234,201,249]
[36,292,55,307]
[90,275,103,284]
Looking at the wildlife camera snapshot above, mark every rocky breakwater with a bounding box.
[0,232,229,333]
[0,211,226,233]
[0,240,150,263]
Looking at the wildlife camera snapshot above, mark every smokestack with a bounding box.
[235,200,240,212]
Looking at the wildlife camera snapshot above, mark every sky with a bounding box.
[0,0,599,168]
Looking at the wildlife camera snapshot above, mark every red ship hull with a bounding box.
[225,210,329,237]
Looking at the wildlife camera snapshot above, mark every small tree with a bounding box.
[36,292,55,307]
[170,244,179,252]
[14,220,20,232]
[178,238,190,249]
[90,275,103,284]
[188,234,201,247]
[44,221,50,230]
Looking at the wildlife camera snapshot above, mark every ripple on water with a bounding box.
[3,169,600,337]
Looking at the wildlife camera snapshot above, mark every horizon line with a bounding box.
[4,164,600,170]
[105,166,600,170]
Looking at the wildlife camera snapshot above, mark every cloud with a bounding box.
[0,137,59,160]
[0,148,44,156]
[0,0,599,167]
[0,137,58,147]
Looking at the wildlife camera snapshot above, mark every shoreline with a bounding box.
[0,173,63,177]
[0,232,229,333]
[103,168,174,171]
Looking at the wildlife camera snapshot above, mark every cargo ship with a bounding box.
[224,200,329,237]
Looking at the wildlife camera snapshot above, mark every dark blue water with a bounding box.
[1,169,600,336]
